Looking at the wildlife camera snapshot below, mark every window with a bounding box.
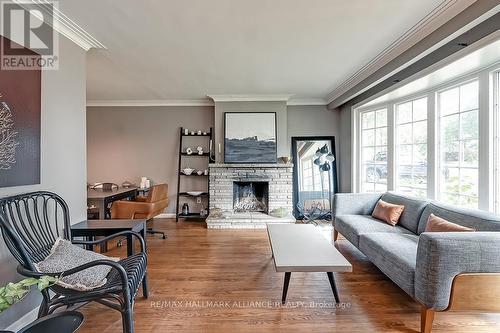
[354,50,500,212]
[494,71,500,213]
[302,159,313,191]
[438,81,479,208]
[313,165,331,191]
[395,97,428,198]
[360,109,388,192]
[313,165,322,190]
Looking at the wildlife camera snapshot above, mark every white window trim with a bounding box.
[352,61,500,212]
[492,70,500,212]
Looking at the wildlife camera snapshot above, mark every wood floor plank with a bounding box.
[77,219,500,332]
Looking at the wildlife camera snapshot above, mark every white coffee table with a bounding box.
[267,224,352,304]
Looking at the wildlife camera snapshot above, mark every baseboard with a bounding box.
[6,306,38,331]
[154,213,176,219]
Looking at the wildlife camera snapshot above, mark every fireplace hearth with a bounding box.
[233,181,269,213]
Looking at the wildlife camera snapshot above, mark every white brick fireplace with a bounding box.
[206,163,295,228]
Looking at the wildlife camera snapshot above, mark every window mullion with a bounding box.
[478,70,492,210]
[427,91,437,200]
[387,103,395,191]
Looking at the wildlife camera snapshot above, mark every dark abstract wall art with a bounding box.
[0,36,41,187]
[224,112,277,163]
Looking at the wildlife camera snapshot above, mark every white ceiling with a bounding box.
[57,0,469,104]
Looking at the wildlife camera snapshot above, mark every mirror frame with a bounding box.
[291,136,338,219]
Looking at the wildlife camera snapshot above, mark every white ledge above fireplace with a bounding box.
[209,163,293,168]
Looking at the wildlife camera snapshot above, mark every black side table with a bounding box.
[71,219,147,256]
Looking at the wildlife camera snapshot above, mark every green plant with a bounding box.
[0,276,57,313]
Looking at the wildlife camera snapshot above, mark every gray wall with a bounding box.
[87,105,343,214]
[213,101,288,162]
[0,36,87,328]
[86,106,214,214]
[287,105,342,187]
[337,104,353,192]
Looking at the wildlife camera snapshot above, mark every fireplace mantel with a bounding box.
[209,163,293,168]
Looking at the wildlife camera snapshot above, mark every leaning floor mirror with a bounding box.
[291,136,338,222]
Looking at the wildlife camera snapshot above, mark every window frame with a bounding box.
[493,70,500,213]
[358,107,389,193]
[353,61,500,212]
[435,79,480,208]
[394,96,429,198]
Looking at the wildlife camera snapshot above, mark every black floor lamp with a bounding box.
[299,143,335,224]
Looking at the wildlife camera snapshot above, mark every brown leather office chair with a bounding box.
[111,184,169,239]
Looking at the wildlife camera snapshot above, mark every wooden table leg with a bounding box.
[327,272,340,304]
[282,272,291,305]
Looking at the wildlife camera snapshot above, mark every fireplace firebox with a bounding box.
[233,181,269,213]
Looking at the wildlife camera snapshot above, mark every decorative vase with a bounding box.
[182,203,190,215]
[140,177,147,189]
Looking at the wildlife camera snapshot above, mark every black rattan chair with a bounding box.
[0,191,148,333]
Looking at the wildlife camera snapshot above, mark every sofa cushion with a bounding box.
[359,233,419,297]
[417,202,500,234]
[380,192,429,234]
[425,214,475,232]
[335,215,413,248]
[372,199,405,226]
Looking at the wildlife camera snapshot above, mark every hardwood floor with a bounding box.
[78,219,500,332]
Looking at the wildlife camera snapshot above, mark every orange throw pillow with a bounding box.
[372,199,405,226]
[425,214,475,232]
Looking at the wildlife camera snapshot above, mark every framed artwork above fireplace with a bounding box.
[224,112,277,163]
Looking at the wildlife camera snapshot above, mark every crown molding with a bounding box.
[86,99,215,107]
[14,0,105,51]
[326,0,475,105]
[87,97,328,107]
[287,98,326,106]
[207,94,293,102]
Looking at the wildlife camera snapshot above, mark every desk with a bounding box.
[71,219,146,256]
[87,187,138,219]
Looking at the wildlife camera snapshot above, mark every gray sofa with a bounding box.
[333,192,500,332]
